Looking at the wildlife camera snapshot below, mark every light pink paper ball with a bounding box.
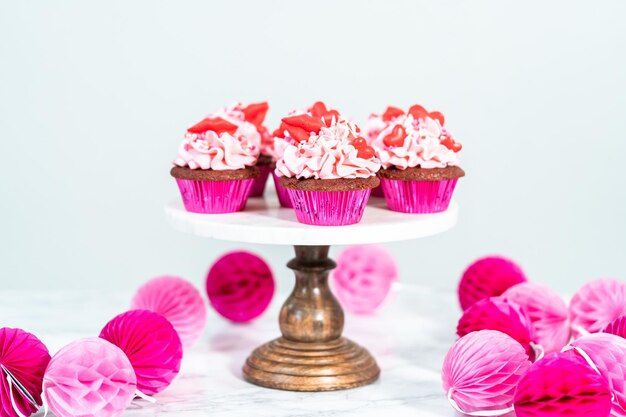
[442,330,531,415]
[206,251,275,323]
[503,282,570,353]
[100,310,183,395]
[570,279,626,338]
[0,328,50,417]
[43,337,136,417]
[331,245,398,314]
[131,276,207,349]
[458,255,527,311]
[457,296,537,359]
[514,351,612,417]
[568,333,626,416]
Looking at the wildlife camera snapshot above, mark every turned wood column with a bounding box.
[279,245,343,342]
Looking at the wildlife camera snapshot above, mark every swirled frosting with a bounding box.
[173,123,260,170]
[216,102,273,155]
[370,113,461,170]
[276,120,381,179]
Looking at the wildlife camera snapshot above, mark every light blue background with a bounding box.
[1,1,625,296]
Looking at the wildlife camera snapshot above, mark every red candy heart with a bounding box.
[281,114,324,142]
[382,106,405,121]
[188,117,238,135]
[441,136,462,152]
[383,125,407,147]
[240,102,269,127]
[357,145,375,159]
[309,101,340,125]
[309,101,328,117]
[408,104,446,126]
[352,137,367,149]
[408,104,429,120]
[429,111,445,126]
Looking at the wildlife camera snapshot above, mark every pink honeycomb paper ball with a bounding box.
[603,315,626,338]
[42,337,136,417]
[206,251,275,323]
[503,282,570,353]
[458,255,527,311]
[442,330,531,415]
[567,333,626,416]
[100,310,183,396]
[131,276,207,349]
[514,351,612,417]
[0,328,50,417]
[331,245,398,314]
[569,278,626,338]
[457,296,537,359]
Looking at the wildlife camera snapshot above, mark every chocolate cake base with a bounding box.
[377,166,465,182]
[280,176,380,192]
[170,166,260,181]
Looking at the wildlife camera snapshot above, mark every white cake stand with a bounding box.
[165,191,458,392]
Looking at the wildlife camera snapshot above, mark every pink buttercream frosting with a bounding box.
[370,114,460,170]
[216,103,273,156]
[276,119,381,179]
[173,123,260,170]
[365,114,388,144]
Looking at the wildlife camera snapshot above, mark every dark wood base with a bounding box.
[243,337,380,391]
[242,245,380,392]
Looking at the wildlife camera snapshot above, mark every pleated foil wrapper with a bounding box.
[380,178,457,213]
[175,178,254,214]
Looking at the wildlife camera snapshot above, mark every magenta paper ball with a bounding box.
[570,279,626,338]
[206,251,275,323]
[514,352,612,417]
[0,328,50,417]
[442,330,531,415]
[458,255,527,311]
[604,315,626,338]
[457,296,537,359]
[330,245,398,314]
[43,337,136,417]
[100,310,183,395]
[503,282,570,353]
[568,333,626,415]
[131,276,207,349]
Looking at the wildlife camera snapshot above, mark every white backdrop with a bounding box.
[1,0,625,297]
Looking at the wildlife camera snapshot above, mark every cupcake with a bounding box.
[275,107,380,226]
[368,104,464,213]
[215,102,271,197]
[171,113,260,213]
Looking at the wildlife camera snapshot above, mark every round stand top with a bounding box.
[165,191,458,246]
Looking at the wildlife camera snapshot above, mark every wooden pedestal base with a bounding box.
[243,337,380,391]
[242,245,380,392]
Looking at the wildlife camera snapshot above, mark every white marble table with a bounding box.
[1,285,463,417]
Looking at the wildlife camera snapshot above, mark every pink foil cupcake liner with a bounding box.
[380,178,458,213]
[175,178,254,213]
[286,189,372,226]
[272,172,293,208]
[249,164,271,197]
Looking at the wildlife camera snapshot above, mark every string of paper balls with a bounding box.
[444,255,626,417]
[0,246,398,417]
